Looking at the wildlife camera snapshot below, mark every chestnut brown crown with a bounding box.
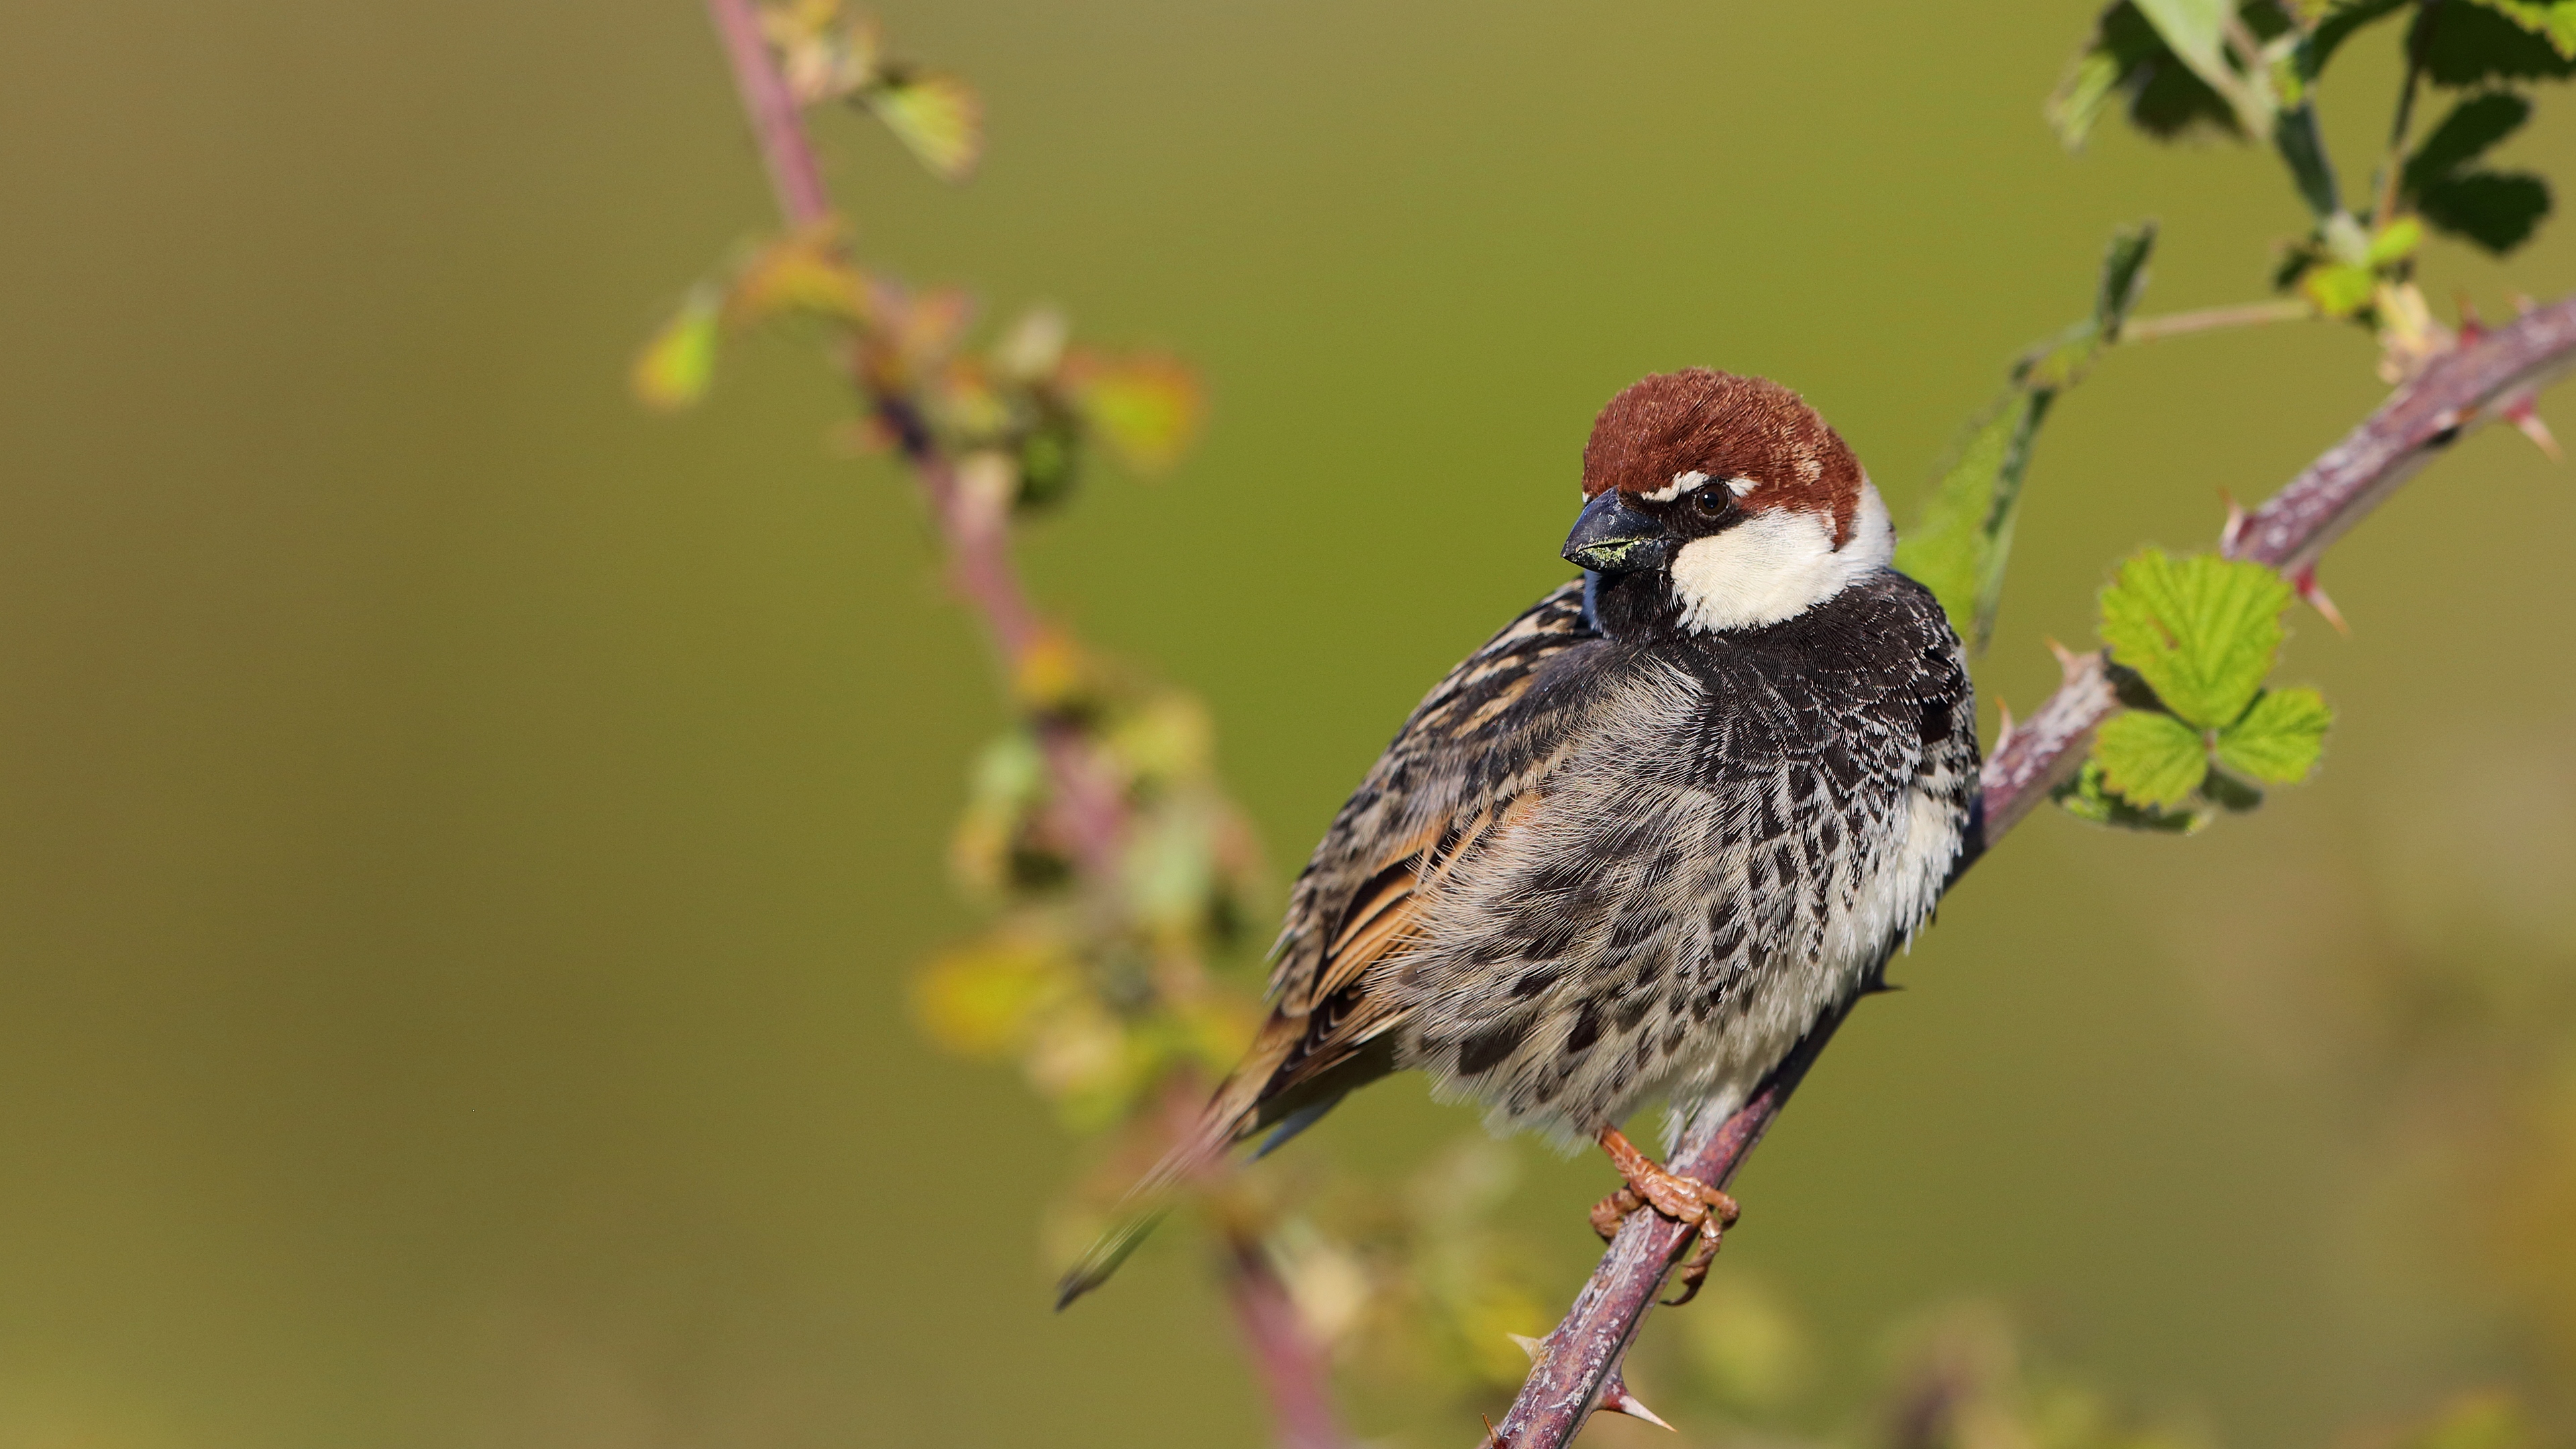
[1579,369,1864,548]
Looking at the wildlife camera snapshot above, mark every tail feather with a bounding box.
[1053,1016,1309,1309]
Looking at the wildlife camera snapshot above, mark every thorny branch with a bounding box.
[1491,293,2576,1449]
[696,2,1351,1445]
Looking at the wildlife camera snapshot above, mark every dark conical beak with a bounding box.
[1561,490,1674,574]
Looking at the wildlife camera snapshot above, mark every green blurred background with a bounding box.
[3,2,2573,1446]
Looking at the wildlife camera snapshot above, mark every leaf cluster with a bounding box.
[761,0,982,179]
[2053,0,2573,366]
[2058,550,2332,829]
[636,223,1201,513]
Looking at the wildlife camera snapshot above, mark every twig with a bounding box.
[2119,299,2312,344]
[1491,292,2576,1449]
[695,4,1350,1445]
[699,0,1127,875]
[1226,1230,1354,1449]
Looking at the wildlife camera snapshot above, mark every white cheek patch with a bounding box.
[1668,480,1895,632]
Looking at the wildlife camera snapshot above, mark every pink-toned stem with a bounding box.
[1493,294,2576,1449]
[699,0,1124,877]
[695,3,1343,1445]
[1226,1233,1357,1449]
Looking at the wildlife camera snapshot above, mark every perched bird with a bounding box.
[1058,368,1978,1307]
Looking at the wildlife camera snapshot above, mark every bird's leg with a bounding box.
[1591,1126,1739,1305]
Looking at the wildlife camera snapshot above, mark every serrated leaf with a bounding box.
[2426,3,2576,83]
[631,287,721,411]
[2052,2,2244,147]
[2418,170,2553,252]
[2404,92,2534,199]
[2094,708,2212,809]
[2097,549,2292,729]
[863,72,983,181]
[2216,685,2332,782]
[2469,0,2576,56]
[2054,758,2206,831]
[1061,351,1203,472]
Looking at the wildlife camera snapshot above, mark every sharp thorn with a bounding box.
[2293,566,2351,637]
[1599,1366,1676,1432]
[2043,637,2091,688]
[1992,699,2017,759]
[2455,290,2485,341]
[1480,1410,1505,1449]
[2507,400,2562,462]
[1508,1334,1545,1363]
[2218,492,2247,555]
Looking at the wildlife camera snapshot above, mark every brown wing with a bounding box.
[1241,578,1602,1124]
[1055,580,1600,1307]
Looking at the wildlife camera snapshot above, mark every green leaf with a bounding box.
[861,71,983,181]
[2418,170,2553,252]
[2302,0,2416,81]
[1061,351,1205,473]
[2055,758,2205,830]
[2404,92,2534,198]
[2094,709,2212,809]
[2271,103,2343,217]
[2051,2,2241,146]
[2299,260,2379,317]
[2469,0,2576,57]
[2096,549,2292,729]
[2135,0,2230,66]
[2048,46,2129,149]
[2425,3,2576,83]
[2199,765,2266,812]
[2094,221,2158,336]
[1897,392,2047,646]
[2216,686,2333,782]
[631,286,721,411]
[1898,224,2154,651]
[2366,215,2426,264]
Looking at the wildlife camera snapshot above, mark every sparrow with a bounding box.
[1058,368,1978,1307]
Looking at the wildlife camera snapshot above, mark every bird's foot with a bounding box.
[1591,1126,1739,1307]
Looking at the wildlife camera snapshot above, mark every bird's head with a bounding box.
[1562,368,1892,634]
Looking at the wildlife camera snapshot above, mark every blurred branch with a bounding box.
[1491,292,2576,1449]
[2119,299,2312,343]
[696,3,1347,1445]
[1226,1228,1354,1449]
[700,0,1124,876]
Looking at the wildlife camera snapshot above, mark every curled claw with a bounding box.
[1590,1187,1643,1242]
[1662,1220,1724,1307]
[1593,1127,1740,1305]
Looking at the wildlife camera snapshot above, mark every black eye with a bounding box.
[1693,487,1730,515]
